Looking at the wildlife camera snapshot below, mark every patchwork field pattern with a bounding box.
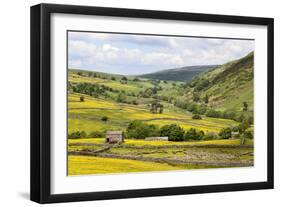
[67,51,254,175]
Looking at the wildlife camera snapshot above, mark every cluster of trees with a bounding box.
[206,109,254,124]
[115,93,138,105]
[126,121,214,141]
[126,120,254,142]
[149,101,164,114]
[138,86,162,98]
[68,130,105,139]
[174,100,207,115]
[85,71,117,80]
[173,98,253,124]
[218,120,253,141]
[126,120,160,139]
[69,82,109,97]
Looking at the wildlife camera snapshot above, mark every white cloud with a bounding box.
[68,32,254,74]
[68,40,96,57]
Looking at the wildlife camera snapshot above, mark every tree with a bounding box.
[206,109,222,118]
[121,76,128,81]
[245,128,253,139]
[150,101,164,114]
[126,120,159,139]
[184,128,204,140]
[159,105,164,113]
[194,79,210,91]
[111,77,116,80]
[80,96,85,102]
[87,131,105,138]
[68,130,87,139]
[218,127,232,139]
[222,110,237,120]
[116,93,126,103]
[238,119,250,144]
[243,101,248,111]
[193,93,200,102]
[160,124,185,141]
[202,132,218,140]
[204,94,209,104]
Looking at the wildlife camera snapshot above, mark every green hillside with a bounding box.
[139,65,217,82]
[186,52,254,112]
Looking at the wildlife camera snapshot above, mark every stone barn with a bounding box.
[105,131,124,144]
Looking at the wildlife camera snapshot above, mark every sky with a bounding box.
[68,31,254,75]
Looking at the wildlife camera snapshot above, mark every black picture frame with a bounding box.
[30,3,274,204]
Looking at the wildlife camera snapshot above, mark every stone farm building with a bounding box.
[105,131,124,143]
[145,137,169,141]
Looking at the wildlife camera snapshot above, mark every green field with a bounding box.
[68,138,253,175]
[68,93,238,134]
[67,52,254,175]
[68,155,223,175]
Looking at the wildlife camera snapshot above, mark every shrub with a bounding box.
[202,132,218,140]
[184,128,204,140]
[116,93,126,103]
[206,109,222,118]
[218,127,232,139]
[132,100,138,105]
[121,76,128,81]
[193,93,200,102]
[197,105,207,115]
[235,113,245,122]
[73,82,106,97]
[192,114,202,120]
[80,96,85,102]
[245,129,254,139]
[222,110,237,120]
[204,94,209,104]
[194,79,210,91]
[243,101,248,111]
[160,124,185,141]
[87,131,105,138]
[101,116,109,122]
[68,131,87,139]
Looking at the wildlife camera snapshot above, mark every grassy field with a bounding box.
[67,67,254,175]
[68,155,222,175]
[68,138,253,175]
[68,93,238,134]
[68,156,188,175]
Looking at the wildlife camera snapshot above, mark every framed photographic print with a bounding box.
[30,3,274,203]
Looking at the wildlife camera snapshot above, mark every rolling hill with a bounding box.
[186,52,254,111]
[139,65,217,82]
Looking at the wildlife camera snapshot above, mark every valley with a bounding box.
[67,52,254,175]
